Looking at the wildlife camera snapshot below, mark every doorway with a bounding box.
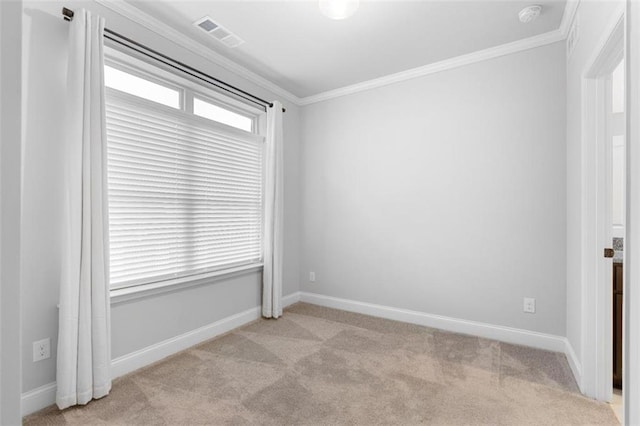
[579,10,625,408]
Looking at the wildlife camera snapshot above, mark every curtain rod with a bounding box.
[61,7,286,113]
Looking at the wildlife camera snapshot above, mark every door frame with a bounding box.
[624,1,640,423]
[579,10,624,402]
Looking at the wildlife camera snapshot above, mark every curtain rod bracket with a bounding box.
[62,7,74,22]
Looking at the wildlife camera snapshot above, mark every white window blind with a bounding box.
[105,90,264,289]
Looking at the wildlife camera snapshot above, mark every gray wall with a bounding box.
[21,0,300,393]
[2,0,23,423]
[20,0,573,399]
[300,42,567,336]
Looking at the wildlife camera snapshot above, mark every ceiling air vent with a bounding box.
[193,16,245,49]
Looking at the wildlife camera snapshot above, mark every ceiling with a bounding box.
[128,1,567,98]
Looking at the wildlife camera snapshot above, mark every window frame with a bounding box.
[105,46,265,132]
[104,60,185,110]
[193,94,255,133]
[104,46,268,301]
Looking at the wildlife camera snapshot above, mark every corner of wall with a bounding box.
[564,337,584,392]
[21,292,304,417]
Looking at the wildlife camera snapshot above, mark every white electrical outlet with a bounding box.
[33,338,51,362]
[523,297,536,314]
[309,271,316,282]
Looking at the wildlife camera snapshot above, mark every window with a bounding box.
[194,97,253,132]
[104,54,265,290]
[104,65,180,109]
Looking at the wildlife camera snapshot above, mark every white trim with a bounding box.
[94,0,300,105]
[109,305,262,379]
[97,0,579,107]
[624,2,640,423]
[298,30,564,105]
[114,291,299,378]
[22,292,581,416]
[559,0,581,38]
[105,48,266,128]
[299,292,581,387]
[282,291,301,306]
[578,7,625,401]
[299,292,567,353]
[110,264,264,305]
[21,293,301,416]
[20,383,57,418]
[565,338,584,392]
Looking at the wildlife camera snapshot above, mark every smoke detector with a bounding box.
[519,5,542,23]
[193,16,244,48]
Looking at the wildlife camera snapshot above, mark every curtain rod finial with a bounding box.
[268,103,286,113]
[62,7,74,21]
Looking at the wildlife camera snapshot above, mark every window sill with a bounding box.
[110,263,263,305]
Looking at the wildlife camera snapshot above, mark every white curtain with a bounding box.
[56,9,111,410]
[262,102,284,318]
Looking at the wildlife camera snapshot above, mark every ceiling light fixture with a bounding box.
[518,5,542,23]
[319,0,359,20]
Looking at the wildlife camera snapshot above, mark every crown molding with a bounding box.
[95,0,577,107]
[94,0,302,106]
[559,0,581,38]
[298,29,564,105]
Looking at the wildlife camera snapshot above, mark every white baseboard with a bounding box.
[21,292,302,417]
[299,292,584,387]
[564,338,584,392]
[110,306,263,379]
[299,292,568,353]
[112,291,300,379]
[282,291,301,306]
[22,292,581,415]
[21,382,57,418]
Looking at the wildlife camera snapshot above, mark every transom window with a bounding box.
[105,65,180,109]
[193,97,253,132]
[104,50,265,290]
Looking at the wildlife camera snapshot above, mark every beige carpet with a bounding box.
[25,303,618,425]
